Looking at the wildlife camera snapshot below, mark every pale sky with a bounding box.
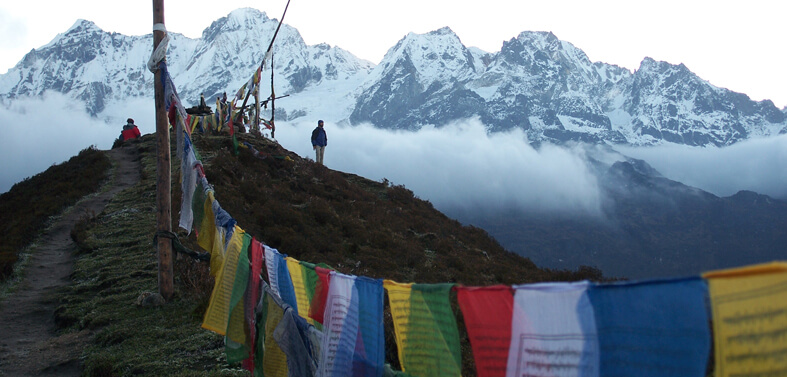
[0,0,785,108]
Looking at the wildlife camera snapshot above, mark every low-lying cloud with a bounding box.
[2,94,785,219]
[277,119,606,217]
[616,135,787,200]
[0,92,154,193]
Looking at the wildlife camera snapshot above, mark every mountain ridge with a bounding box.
[448,156,787,279]
[1,7,784,145]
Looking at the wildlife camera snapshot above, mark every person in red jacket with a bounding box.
[120,118,141,141]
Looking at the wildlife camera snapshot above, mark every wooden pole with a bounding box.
[153,0,173,301]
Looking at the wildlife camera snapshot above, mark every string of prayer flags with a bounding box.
[507,281,598,377]
[455,285,513,377]
[202,225,248,335]
[162,59,786,376]
[318,272,385,377]
[160,62,188,157]
[587,277,711,377]
[703,262,787,377]
[384,281,461,377]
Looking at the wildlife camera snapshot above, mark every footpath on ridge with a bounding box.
[0,142,141,376]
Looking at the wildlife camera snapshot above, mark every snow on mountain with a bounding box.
[0,8,374,122]
[349,27,482,130]
[622,58,785,146]
[1,9,784,146]
[0,19,155,115]
[351,28,785,145]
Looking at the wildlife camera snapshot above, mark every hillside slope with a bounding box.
[42,132,599,376]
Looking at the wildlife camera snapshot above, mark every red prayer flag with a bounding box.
[456,285,514,377]
[308,266,332,323]
[243,238,265,372]
[168,102,177,128]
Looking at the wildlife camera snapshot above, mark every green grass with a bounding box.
[0,146,111,283]
[60,135,242,376]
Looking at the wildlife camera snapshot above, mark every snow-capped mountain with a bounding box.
[0,19,155,115]
[352,30,786,145]
[1,8,785,146]
[350,27,484,131]
[0,8,373,119]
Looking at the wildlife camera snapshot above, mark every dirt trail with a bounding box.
[0,142,142,376]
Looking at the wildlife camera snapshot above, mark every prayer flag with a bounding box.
[384,280,461,377]
[456,285,513,377]
[703,262,787,377]
[178,136,200,233]
[190,177,208,232]
[276,253,298,312]
[260,283,289,377]
[263,246,298,311]
[507,282,598,377]
[264,245,281,295]
[309,266,332,324]
[202,225,247,335]
[196,192,226,277]
[285,259,325,327]
[226,232,253,363]
[318,273,385,377]
[286,257,311,320]
[587,278,711,377]
[243,238,265,372]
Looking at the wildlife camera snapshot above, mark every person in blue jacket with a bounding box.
[311,119,327,165]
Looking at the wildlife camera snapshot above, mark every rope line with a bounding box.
[154,231,211,262]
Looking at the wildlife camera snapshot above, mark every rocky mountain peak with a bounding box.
[380,26,476,82]
[66,19,101,33]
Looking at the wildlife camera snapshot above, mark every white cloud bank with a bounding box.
[2,95,785,217]
[616,135,787,200]
[0,92,155,193]
[277,119,606,217]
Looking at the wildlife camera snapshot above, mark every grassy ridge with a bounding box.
[0,146,111,280]
[56,132,601,376]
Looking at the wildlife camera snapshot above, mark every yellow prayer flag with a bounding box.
[190,115,199,134]
[202,225,246,335]
[286,257,311,320]
[383,280,414,370]
[703,262,787,377]
[264,296,289,377]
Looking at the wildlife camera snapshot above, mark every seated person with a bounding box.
[120,118,141,141]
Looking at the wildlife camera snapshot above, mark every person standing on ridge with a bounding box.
[311,120,327,165]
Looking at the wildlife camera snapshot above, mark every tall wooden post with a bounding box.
[153,0,174,301]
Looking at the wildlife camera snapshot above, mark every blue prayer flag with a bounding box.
[587,277,711,377]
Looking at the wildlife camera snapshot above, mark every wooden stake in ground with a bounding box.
[153,0,174,301]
